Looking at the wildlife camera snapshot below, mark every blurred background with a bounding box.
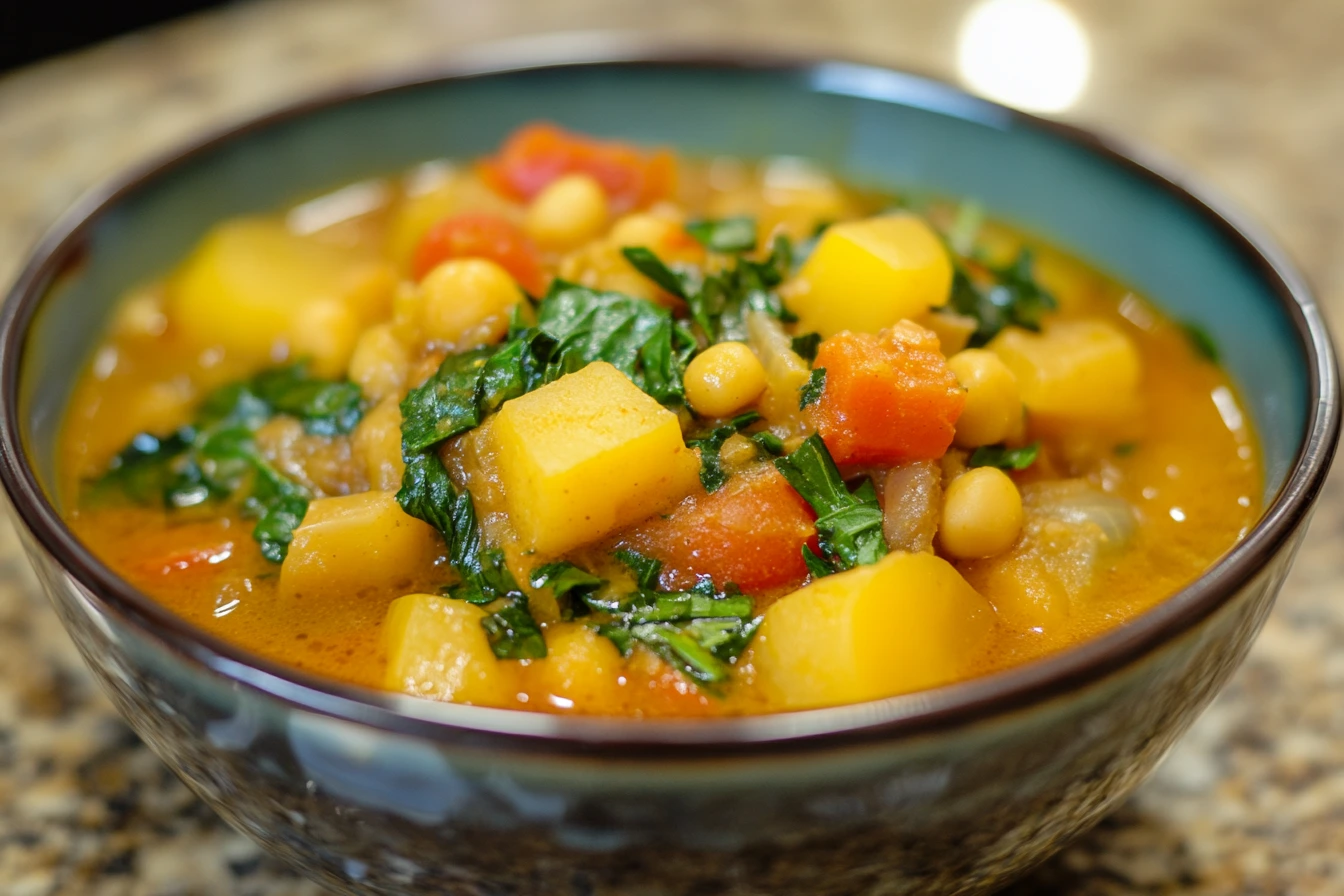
[0,3,226,71]
[2,1,1341,894]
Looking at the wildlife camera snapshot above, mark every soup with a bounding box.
[60,123,1260,716]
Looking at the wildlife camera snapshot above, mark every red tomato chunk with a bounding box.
[620,466,817,594]
[412,212,547,296]
[479,122,677,214]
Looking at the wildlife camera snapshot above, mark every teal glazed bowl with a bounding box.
[1,51,1338,895]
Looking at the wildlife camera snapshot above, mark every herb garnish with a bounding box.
[620,227,796,344]
[791,332,822,363]
[615,548,663,590]
[749,431,785,456]
[948,248,1059,348]
[531,553,761,690]
[397,450,547,659]
[941,203,1058,347]
[685,216,757,253]
[773,434,887,575]
[686,410,762,492]
[968,442,1040,471]
[93,362,366,562]
[1181,321,1220,363]
[799,368,827,410]
[1114,441,1139,458]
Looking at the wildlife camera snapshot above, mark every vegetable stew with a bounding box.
[60,124,1260,715]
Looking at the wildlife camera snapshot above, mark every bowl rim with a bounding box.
[2,40,1338,758]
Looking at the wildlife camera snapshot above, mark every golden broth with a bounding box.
[59,151,1260,717]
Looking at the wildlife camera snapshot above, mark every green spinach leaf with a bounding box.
[774,434,886,575]
[968,442,1040,471]
[685,411,761,492]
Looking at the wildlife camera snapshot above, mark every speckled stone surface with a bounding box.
[1,1,1341,893]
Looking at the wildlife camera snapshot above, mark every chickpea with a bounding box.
[419,258,522,348]
[609,213,681,250]
[525,173,609,251]
[685,342,768,418]
[948,349,1022,448]
[939,467,1024,560]
[353,397,405,491]
[347,323,410,402]
[289,299,360,379]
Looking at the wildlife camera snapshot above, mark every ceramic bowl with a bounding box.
[1,49,1337,896]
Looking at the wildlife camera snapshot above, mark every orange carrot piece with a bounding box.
[807,321,965,466]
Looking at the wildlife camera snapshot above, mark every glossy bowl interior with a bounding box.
[2,56,1333,741]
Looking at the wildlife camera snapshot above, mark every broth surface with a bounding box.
[60,138,1260,716]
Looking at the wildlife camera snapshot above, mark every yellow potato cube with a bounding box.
[382,594,518,706]
[279,491,439,599]
[169,218,394,364]
[787,213,953,337]
[490,362,699,556]
[754,551,995,709]
[988,319,1141,423]
[532,623,626,713]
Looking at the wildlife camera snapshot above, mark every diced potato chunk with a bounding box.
[754,551,995,709]
[532,623,626,713]
[787,214,953,337]
[279,491,438,599]
[383,594,518,705]
[490,362,699,556]
[988,320,1141,423]
[169,218,394,365]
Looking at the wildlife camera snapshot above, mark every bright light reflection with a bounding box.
[957,0,1091,113]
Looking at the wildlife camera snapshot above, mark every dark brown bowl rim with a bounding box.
[1,42,1338,759]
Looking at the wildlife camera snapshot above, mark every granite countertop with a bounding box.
[2,1,1342,893]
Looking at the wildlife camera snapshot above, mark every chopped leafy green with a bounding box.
[774,434,887,575]
[799,368,827,410]
[90,363,363,562]
[749,431,785,456]
[1114,441,1139,458]
[397,452,547,659]
[530,561,604,619]
[537,282,694,406]
[623,236,796,344]
[968,442,1040,471]
[791,332,822,363]
[948,248,1058,348]
[1181,321,1220,363]
[619,247,697,300]
[596,584,762,690]
[685,411,761,492]
[247,365,365,436]
[523,550,761,691]
[399,348,494,451]
[94,428,199,505]
[684,216,758,253]
[480,597,547,660]
[531,561,604,597]
[400,283,693,455]
[614,548,663,591]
